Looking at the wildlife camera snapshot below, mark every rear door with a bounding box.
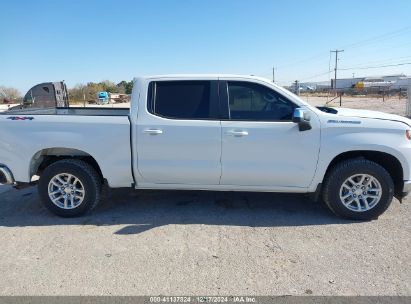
[136,79,222,185]
[219,79,321,189]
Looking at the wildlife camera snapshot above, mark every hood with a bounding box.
[333,108,411,127]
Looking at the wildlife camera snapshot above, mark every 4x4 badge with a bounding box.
[6,116,34,121]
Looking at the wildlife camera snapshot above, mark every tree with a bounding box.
[116,81,127,94]
[0,86,22,103]
[125,81,134,94]
[68,84,88,102]
[67,79,134,103]
[100,80,119,93]
[117,80,134,94]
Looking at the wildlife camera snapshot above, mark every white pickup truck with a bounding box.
[1,75,410,220]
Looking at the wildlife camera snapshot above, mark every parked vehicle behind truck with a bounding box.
[10,81,69,110]
[97,91,109,104]
[0,75,410,219]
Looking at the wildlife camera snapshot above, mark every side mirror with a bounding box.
[292,108,312,131]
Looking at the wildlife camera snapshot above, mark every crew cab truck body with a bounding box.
[1,75,410,219]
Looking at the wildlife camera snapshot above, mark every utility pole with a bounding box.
[294,80,300,96]
[330,49,344,95]
[272,67,275,83]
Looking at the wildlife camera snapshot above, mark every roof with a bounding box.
[135,74,271,81]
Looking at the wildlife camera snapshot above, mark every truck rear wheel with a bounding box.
[38,159,102,217]
[322,159,394,220]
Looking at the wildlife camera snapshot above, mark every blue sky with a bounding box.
[1,0,411,93]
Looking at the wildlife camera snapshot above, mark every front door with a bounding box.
[220,80,320,189]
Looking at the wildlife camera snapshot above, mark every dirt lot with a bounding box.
[0,186,410,296]
[302,95,408,116]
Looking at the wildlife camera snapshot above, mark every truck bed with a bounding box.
[0,106,133,187]
[1,107,130,116]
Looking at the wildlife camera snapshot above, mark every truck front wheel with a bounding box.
[323,159,394,220]
[38,159,102,217]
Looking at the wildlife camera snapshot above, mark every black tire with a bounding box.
[38,159,102,217]
[322,159,394,220]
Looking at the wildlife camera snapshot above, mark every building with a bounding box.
[332,78,364,90]
[294,74,410,92]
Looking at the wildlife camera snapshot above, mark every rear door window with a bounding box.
[148,81,218,120]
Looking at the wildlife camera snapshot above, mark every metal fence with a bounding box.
[406,85,411,117]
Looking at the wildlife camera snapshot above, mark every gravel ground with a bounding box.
[0,186,410,296]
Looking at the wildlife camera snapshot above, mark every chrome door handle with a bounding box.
[143,128,163,135]
[226,130,248,137]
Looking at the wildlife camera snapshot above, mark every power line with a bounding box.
[300,70,331,81]
[274,26,411,70]
[337,39,411,61]
[272,26,411,74]
[342,55,411,68]
[338,26,411,50]
[268,26,411,86]
[340,62,411,71]
[275,52,329,69]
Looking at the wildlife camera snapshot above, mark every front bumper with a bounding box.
[0,165,15,185]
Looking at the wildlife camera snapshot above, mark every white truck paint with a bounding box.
[0,75,410,219]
